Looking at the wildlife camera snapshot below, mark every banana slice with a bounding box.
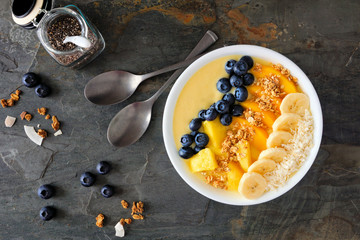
[280,93,310,117]
[272,113,301,132]
[248,159,276,174]
[238,172,267,199]
[258,148,287,163]
[266,131,292,148]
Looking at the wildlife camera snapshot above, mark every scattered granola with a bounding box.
[15,90,21,95]
[10,93,19,101]
[131,201,144,216]
[132,214,144,220]
[20,111,27,120]
[119,218,125,226]
[37,107,47,115]
[121,200,129,209]
[124,218,132,225]
[37,129,47,138]
[6,99,15,107]
[273,63,298,83]
[1,99,7,108]
[51,115,60,131]
[45,114,51,120]
[96,214,104,228]
[24,113,32,121]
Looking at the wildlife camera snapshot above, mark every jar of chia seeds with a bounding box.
[11,0,105,69]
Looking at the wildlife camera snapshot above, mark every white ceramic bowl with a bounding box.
[163,45,323,205]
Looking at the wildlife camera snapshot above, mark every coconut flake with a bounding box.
[24,125,43,146]
[114,222,125,237]
[54,129,62,136]
[5,116,16,127]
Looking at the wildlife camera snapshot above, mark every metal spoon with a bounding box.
[107,30,218,147]
[84,54,203,105]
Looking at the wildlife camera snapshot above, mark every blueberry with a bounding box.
[35,84,51,98]
[96,161,111,175]
[101,185,114,198]
[37,184,54,199]
[209,103,215,109]
[215,100,230,114]
[198,109,206,120]
[189,118,202,131]
[222,93,235,105]
[204,108,218,121]
[220,113,232,126]
[230,104,244,116]
[243,73,254,86]
[225,59,237,74]
[234,86,248,102]
[230,75,243,88]
[22,72,40,88]
[39,206,55,221]
[194,133,209,148]
[233,60,248,76]
[179,147,195,159]
[216,78,231,93]
[180,134,194,147]
[80,172,96,187]
[240,56,254,69]
[194,145,205,153]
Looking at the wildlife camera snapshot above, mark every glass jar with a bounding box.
[12,0,105,69]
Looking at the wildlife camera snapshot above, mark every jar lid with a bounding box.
[12,0,53,29]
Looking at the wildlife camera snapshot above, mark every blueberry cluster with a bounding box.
[22,72,51,98]
[178,56,255,159]
[37,184,56,221]
[80,161,115,198]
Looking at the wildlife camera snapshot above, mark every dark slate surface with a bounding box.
[0,0,359,239]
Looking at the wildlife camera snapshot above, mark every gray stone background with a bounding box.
[0,0,359,239]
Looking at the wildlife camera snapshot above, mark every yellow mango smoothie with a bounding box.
[173,55,314,199]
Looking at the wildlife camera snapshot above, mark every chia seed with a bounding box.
[47,16,81,51]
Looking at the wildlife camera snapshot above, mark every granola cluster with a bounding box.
[131,201,144,220]
[51,115,60,131]
[201,169,227,189]
[121,200,129,209]
[96,213,105,228]
[257,74,284,98]
[37,129,47,138]
[273,63,298,83]
[255,95,277,113]
[244,109,264,127]
[1,90,21,108]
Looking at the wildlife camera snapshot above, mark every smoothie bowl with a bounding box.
[163,45,322,205]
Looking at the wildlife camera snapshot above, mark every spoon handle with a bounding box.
[147,30,218,104]
[140,54,204,81]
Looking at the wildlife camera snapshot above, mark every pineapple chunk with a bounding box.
[189,148,218,173]
[236,140,252,172]
[202,118,227,150]
[227,161,243,191]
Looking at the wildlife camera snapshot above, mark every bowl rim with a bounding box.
[162,44,323,205]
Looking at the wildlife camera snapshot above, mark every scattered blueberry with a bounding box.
[215,100,230,114]
[35,84,51,98]
[179,147,195,159]
[225,59,237,74]
[230,104,244,116]
[222,93,235,105]
[180,134,194,147]
[22,72,40,88]
[190,131,198,138]
[101,185,114,198]
[198,109,206,120]
[220,113,233,126]
[204,108,218,121]
[230,74,243,88]
[233,60,248,76]
[240,56,254,69]
[194,133,209,148]
[216,78,231,93]
[189,118,202,131]
[80,172,96,187]
[234,86,248,102]
[243,73,254,86]
[96,161,111,175]
[194,145,205,153]
[37,184,54,199]
[39,206,55,221]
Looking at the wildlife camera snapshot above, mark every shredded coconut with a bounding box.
[264,109,314,190]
